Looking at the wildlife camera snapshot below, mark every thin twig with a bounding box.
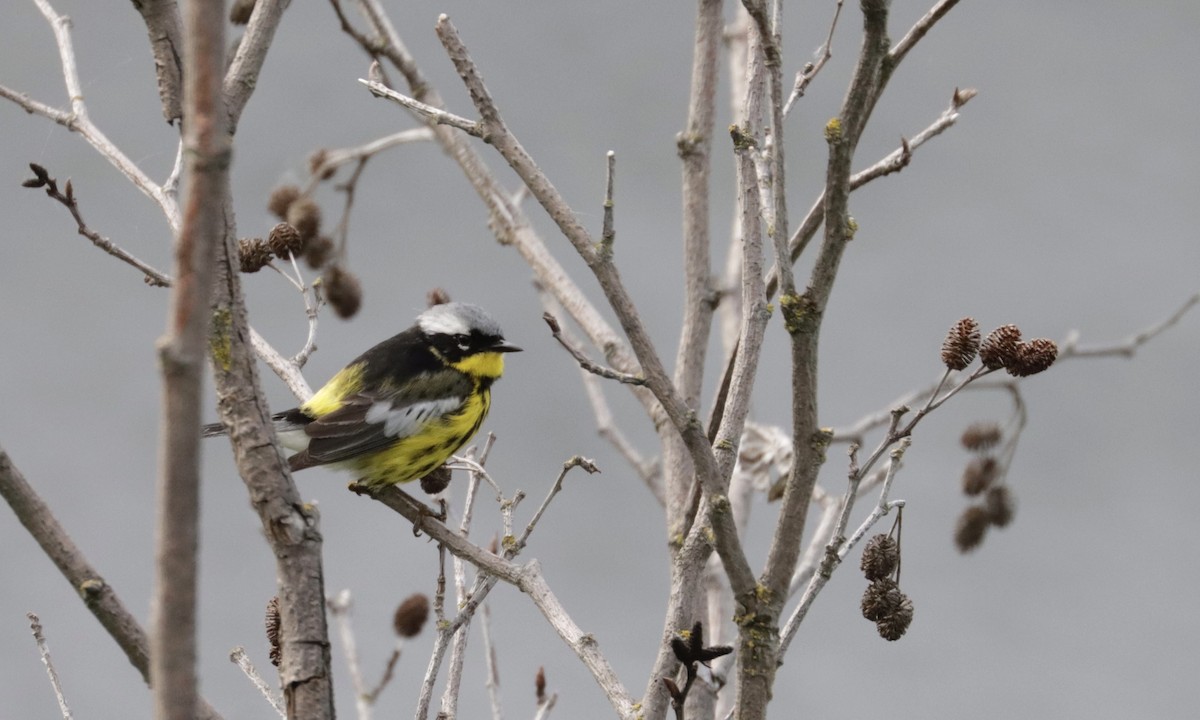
[480,602,504,720]
[27,613,73,720]
[782,0,844,116]
[328,591,371,720]
[542,312,646,386]
[360,78,483,136]
[229,646,286,719]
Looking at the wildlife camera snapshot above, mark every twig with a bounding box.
[302,127,434,194]
[2,1,179,230]
[27,613,73,720]
[328,591,371,720]
[542,312,646,385]
[480,602,504,720]
[534,285,661,498]
[1061,291,1200,359]
[360,78,483,136]
[782,0,844,116]
[229,646,286,718]
[22,165,172,287]
[368,481,636,718]
[776,440,910,659]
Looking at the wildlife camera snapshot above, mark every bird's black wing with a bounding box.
[289,369,473,470]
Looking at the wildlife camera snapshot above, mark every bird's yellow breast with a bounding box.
[354,386,492,487]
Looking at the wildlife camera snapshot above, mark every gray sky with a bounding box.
[2,1,1198,718]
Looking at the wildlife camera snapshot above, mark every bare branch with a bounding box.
[0,447,224,720]
[150,0,227,715]
[22,165,171,286]
[1061,291,1200,359]
[223,0,293,127]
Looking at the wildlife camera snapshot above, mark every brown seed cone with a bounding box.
[324,264,362,319]
[265,596,281,667]
[393,593,430,638]
[986,485,1016,527]
[267,222,304,258]
[954,505,991,553]
[303,235,335,270]
[861,578,904,622]
[419,466,452,495]
[238,237,272,273]
[1007,338,1058,377]
[876,592,914,641]
[267,184,301,220]
[941,317,981,371]
[961,457,998,496]
[286,196,322,242]
[961,422,1003,452]
[860,534,900,582]
[980,324,1022,370]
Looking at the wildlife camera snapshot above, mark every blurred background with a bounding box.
[2,1,1197,718]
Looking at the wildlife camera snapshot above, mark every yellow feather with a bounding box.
[302,363,364,416]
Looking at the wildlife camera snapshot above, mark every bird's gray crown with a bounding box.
[417,302,504,338]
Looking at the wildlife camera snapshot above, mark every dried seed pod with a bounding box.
[961,422,1003,452]
[954,505,991,553]
[323,264,362,319]
[860,534,900,581]
[985,485,1015,527]
[392,594,430,638]
[238,237,271,273]
[961,457,998,496]
[536,666,547,703]
[286,196,321,242]
[861,578,903,622]
[309,149,336,180]
[979,324,1022,370]
[941,317,981,371]
[419,466,451,495]
[1007,338,1058,377]
[265,596,281,667]
[267,184,301,219]
[876,592,914,641]
[303,234,335,270]
[267,222,303,258]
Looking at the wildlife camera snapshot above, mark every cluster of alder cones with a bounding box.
[237,185,362,319]
[859,531,913,641]
[941,317,1058,377]
[954,423,1015,552]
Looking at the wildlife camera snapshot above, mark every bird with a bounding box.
[204,302,521,489]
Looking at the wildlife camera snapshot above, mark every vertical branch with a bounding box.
[150,0,226,717]
[666,0,723,522]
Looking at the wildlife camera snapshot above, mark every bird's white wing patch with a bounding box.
[365,397,464,439]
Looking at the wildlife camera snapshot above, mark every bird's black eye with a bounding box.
[455,334,471,352]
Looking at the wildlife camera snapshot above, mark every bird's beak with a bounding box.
[492,339,523,353]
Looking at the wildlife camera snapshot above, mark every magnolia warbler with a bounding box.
[204,302,520,488]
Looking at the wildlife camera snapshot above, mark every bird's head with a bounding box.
[418,302,521,379]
